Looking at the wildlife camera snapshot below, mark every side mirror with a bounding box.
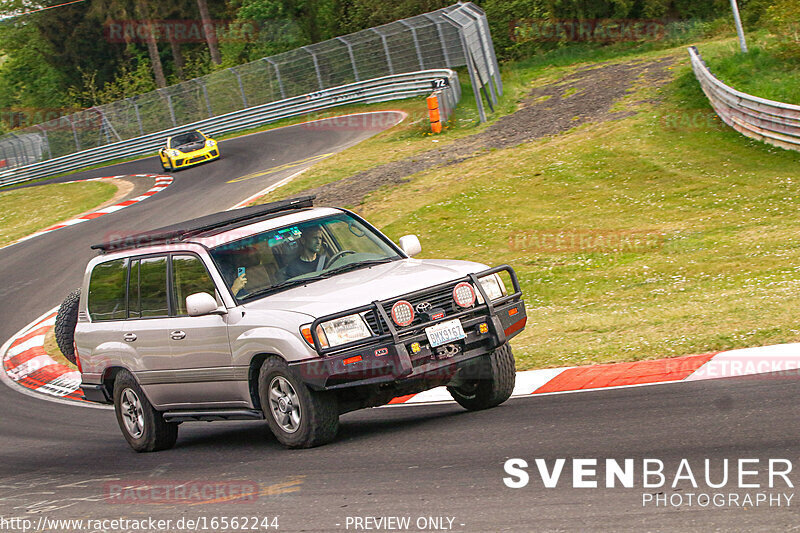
[399,235,422,257]
[186,292,226,316]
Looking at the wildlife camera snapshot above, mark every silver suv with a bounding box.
[70,197,527,451]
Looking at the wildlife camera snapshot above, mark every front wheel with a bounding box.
[113,370,178,452]
[447,343,516,411]
[259,357,339,448]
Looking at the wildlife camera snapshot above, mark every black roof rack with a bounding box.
[91,195,315,252]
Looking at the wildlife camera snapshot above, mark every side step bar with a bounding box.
[163,409,264,422]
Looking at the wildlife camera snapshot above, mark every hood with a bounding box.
[243,258,489,319]
[176,141,205,153]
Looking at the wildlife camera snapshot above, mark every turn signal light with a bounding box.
[410,342,422,354]
[301,326,315,346]
[344,355,362,365]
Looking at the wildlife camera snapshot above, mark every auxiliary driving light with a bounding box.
[478,323,489,334]
[391,300,415,327]
[410,342,422,354]
[453,282,476,308]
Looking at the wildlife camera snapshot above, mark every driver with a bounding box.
[284,226,327,278]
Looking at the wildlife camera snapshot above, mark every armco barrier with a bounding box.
[0,69,460,188]
[689,46,800,152]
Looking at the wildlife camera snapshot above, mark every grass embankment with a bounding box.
[695,35,800,104]
[262,40,800,370]
[0,181,116,248]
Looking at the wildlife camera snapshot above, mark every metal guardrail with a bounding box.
[0,69,460,188]
[689,46,800,152]
[0,2,497,178]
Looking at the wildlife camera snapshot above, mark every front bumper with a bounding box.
[171,147,219,168]
[291,266,527,391]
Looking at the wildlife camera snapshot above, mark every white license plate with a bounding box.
[425,319,466,348]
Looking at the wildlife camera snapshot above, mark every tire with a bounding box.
[113,370,178,453]
[259,357,339,448]
[54,288,80,365]
[447,343,516,411]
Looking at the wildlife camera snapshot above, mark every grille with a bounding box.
[364,282,477,333]
[188,156,205,164]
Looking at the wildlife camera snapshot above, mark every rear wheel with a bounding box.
[54,288,80,365]
[447,343,516,411]
[113,370,178,452]
[259,357,339,448]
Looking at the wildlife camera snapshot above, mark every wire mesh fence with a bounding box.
[0,2,499,174]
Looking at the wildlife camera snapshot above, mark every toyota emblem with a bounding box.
[416,301,432,313]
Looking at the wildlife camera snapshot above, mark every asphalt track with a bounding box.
[1,112,799,532]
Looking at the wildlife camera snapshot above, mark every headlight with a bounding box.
[166,149,180,157]
[205,139,215,147]
[477,273,506,303]
[303,314,372,349]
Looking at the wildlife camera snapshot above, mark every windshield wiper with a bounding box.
[322,258,395,277]
[239,259,395,301]
[241,274,330,300]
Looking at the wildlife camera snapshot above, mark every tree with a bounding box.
[197,0,221,64]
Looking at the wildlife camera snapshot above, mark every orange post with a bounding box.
[427,94,442,134]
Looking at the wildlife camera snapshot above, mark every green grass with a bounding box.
[262,39,726,202]
[0,181,116,247]
[695,34,800,104]
[287,42,800,371]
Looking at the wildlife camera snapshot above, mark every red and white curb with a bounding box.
[3,306,800,408]
[389,346,800,404]
[3,174,173,250]
[0,306,98,407]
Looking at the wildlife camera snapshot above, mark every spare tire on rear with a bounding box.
[54,288,81,365]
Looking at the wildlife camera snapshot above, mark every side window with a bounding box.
[172,255,216,316]
[139,256,169,318]
[88,259,127,321]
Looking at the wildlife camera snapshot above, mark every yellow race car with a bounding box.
[158,130,220,171]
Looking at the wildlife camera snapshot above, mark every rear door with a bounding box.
[166,254,238,407]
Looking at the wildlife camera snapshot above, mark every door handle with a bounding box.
[123,333,137,342]
[171,330,186,340]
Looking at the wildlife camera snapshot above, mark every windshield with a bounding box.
[169,131,205,147]
[209,213,402,302]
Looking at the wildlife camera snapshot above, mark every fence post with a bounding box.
[303,46,325,90]
[399,20,425,70]
[337,37,360,82]
[67,115,81,152]
[127,98,144,136]
[196,81,213,117]
[7,132,22,166]
[264,58,286,99]
[158,89,177,128]
[372,28,395,75]
[35,125,51,160]
[463,3,503,96]
[444,15,486,122]
[229,67,249,108]
[424,14,452,68]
